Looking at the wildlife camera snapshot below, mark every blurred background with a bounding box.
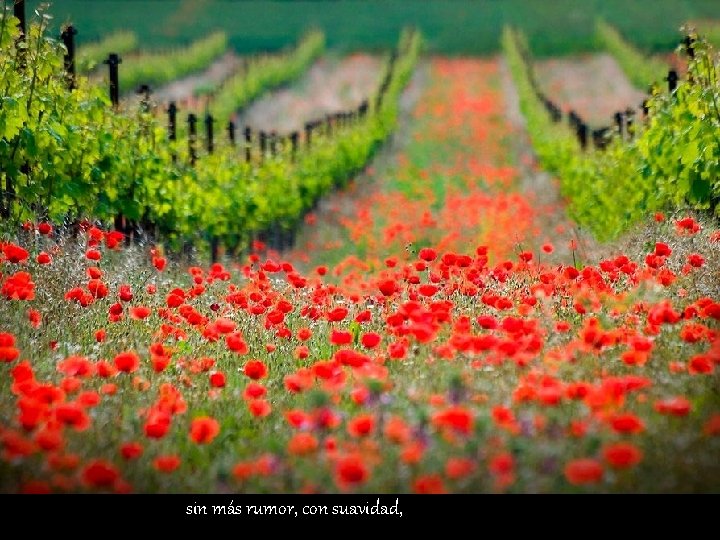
[29,0,720,56]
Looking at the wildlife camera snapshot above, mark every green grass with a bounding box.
[29,0,720,56]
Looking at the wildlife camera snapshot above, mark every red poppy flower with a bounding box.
[214,318,236,334]
[87,279,108,299]
[688,355,713,375]
[489,453,515,475]
[335,454,369,487]
[209,371,226,388]
[55,403,91,431]
[419,247,437,262]
[3,243,29,263]
[327,307,348,322]
[288,433,318,456]
[361,332,381,348]
[114,351,140,373]
[120,442,143,460]
[446,457,476,479]
[226,332,249,354]
[330,330,353,346]
[432,406,474,435]
[609,413,645,434]
[153,257,167,271]
[703,414,720,436]
[85,249,101,261]
[58,356,94,378]
[383,416,411,444]
[81,459,120,488]
[413,474,447,494]
[2,271,35,300]
[687,253,705,268]
[654,397,692,417]
[0,337,20,362]
[34,428,63,452]
[248,399,272,418]
[189,416,220,444]
[130,306,152,320]
[378,278,398,296]
[153,455,181,473]
[603,442,643,469]
[347,414,375,437]
[144,409,171,439]
[244,360,267,380]
[564,458,603,485]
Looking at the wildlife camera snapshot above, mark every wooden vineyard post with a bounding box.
[305,122,313,148]
[103,53,122,108]
[625,108,635,140]
[227,121,236,147]
[188,113,198,166]
[614,111,625,140]
[14,0,26,37]
[576,121,588,150]
[270,131,277,157]
[259,131,267,162]
[14,0,26,66]
[666,70,678,93]
[137,84,152,112]
[683,35,695,59]
[244,127,252,162]
[168,101,178,162]
[60,25,78,89]
[205,113,214,154]
[290,131,299,162]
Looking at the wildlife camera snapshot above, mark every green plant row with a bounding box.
[151,29,420,253]
[75,30,138,74]
[115,31,228,94]
[0,5,419,257]
[502,26,720,241]
[691,20,720,49]
[210,30,325,128]
[595,18,669,91]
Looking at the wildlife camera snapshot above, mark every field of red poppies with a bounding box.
[1,54,718,494]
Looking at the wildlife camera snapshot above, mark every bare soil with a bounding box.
[535,53,648,127]
[282,60,429,267]
[499,58,601,265]
[116,51,243,112]
[234,54,383,134]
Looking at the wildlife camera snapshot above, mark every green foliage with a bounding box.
[503,27,720,241]
[28,0,720,57]
[76,30,138,74]
[595,18,669,90]
[118,32,228,94]
[0,5,419,258]
[211,31,325,127]
[691,20,720,49]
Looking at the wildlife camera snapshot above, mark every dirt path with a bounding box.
[150,51,243,105]
[119,50,242,108]
[234,54,382,133]
[535,53,648,127]
[498,58,600,264]
[283,60,429,270]
[283,56,596,280]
